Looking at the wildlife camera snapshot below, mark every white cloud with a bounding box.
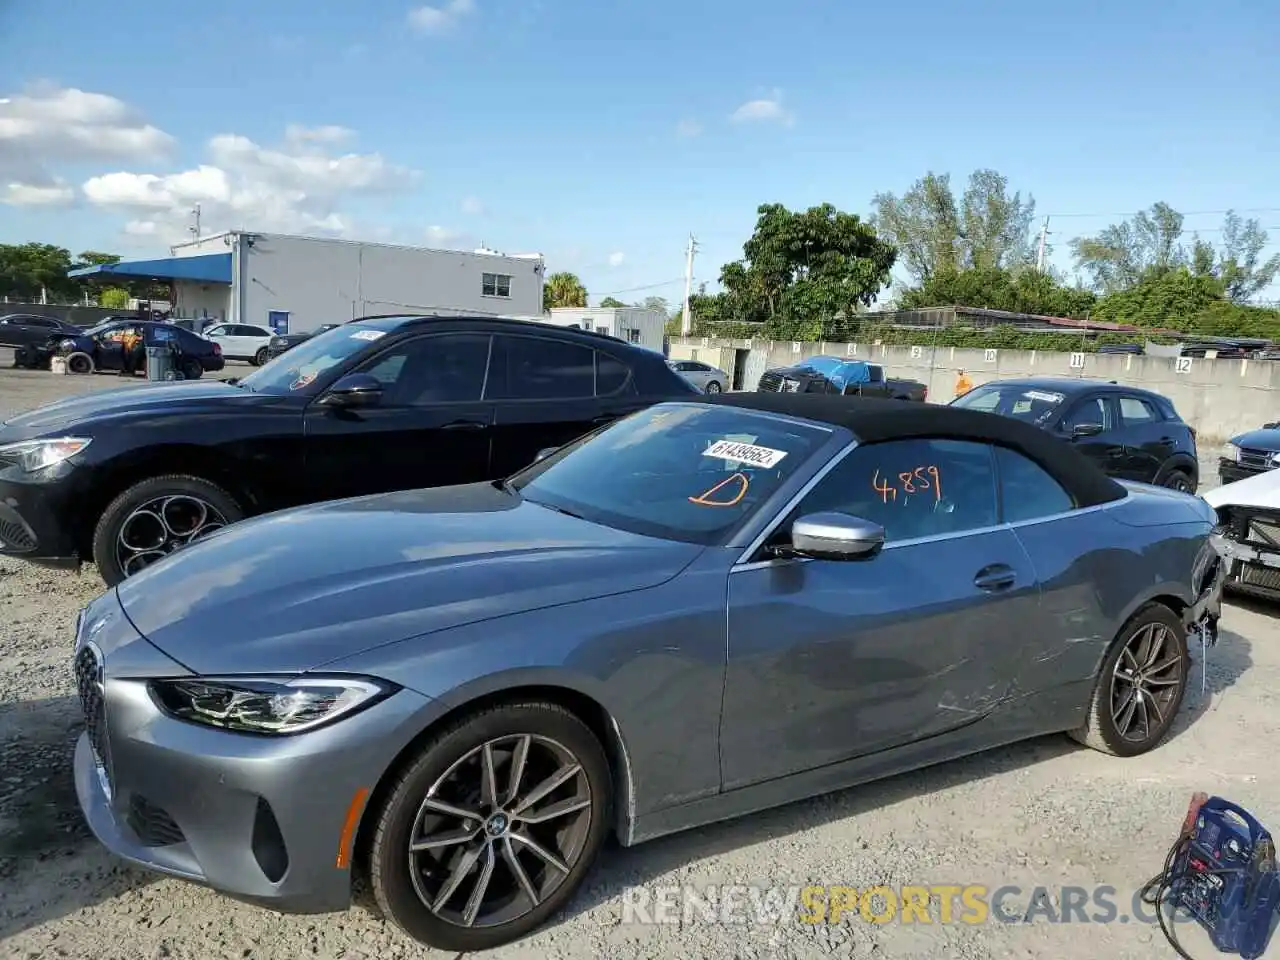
[675,119,703,138]
[83,125,418,244]
[0,83,174,191]
[460,195,485,215]
[408,0,475,34]
[730,89,793,126]
[608,251,625,267]
[3,181,75,206]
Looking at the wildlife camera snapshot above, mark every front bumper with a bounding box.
[72,592,433,913]
[0,464,88,564]
[1218,459,1271,485]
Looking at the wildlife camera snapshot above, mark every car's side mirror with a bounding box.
[1071,423,1104,438]
[534,446,559,463]
[782,512,885,561]
[320,372,383,407]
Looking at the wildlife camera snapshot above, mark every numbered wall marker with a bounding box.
[1069,352,1086,369]
[910,345,923,359]
[1175,356,1193,374]
[984,349,998,363]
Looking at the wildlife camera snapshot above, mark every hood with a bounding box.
[769,365,825,380]
[1201,468,1280,511]
[115,482,703,675]
[1228,427,1280,451]
[0,380,253,437]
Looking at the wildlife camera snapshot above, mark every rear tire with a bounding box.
[253,347,268,366]
[91,474,244,586]
[1068,603,1188,757]
[181,358,203,380]
[704,381,722,394]
[368,701,611,952]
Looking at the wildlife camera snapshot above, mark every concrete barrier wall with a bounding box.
[669,336,1279,444]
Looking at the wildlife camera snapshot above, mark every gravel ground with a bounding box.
[2,359,1277,959]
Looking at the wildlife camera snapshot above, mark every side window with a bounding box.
[793,438,997,542]
[995,446,1074,523]
[488,335,595,400]
[356,333,490,405]
[205,325,227,337]
[1119,396,1159,425]
[27,317,56,328]
[595,351,633,396]
[1062,396,1110,432]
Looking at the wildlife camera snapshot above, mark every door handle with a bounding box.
[441,419,488,431]
[974,564,1016,592]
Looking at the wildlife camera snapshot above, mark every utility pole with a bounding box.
[190,203,202,241]
[680,233,698,336]
[1036,216,1050,273]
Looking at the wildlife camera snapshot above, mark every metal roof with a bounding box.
[68,253,232,284]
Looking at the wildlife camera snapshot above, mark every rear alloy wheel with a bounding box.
[91,475,244,586]
[1160,470,1193,493]
[253,347,268,366]
[704,380,722,393]
[1069,604,1188,757]
[181,359,203,380]
[369,702,611,952]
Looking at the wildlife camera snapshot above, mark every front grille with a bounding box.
[757,371,784,392]
[74,645,112,787]
[1237,447,1276,470]
[127,795,186,847]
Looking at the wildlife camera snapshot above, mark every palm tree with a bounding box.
[543,272,588,312]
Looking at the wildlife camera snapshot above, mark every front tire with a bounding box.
[1068,603,1188,757]
[1159,469,1194,493]
[91,475,244,586]
[369,702,612,952]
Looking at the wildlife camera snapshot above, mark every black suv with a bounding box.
[951,377,1199,492]
[0,315,699,585]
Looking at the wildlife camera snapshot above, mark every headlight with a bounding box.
[148,675,397,735]
[1225,442,1241,462]
[0,437,91,472]
[781,379,799,392]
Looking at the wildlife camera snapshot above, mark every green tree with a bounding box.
[598,296,626,307]
[708,202,895,339]
[99,286,131,309]
[639,295,670,313]
[1216,211,1280,303]
[898,266,1096,318]
[871,169,1036,283]
[0,243,77,300]
[543,272,588,311]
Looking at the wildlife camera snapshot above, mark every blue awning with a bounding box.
[68,252,232,284]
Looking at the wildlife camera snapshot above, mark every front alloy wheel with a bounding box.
[370,702,611,952]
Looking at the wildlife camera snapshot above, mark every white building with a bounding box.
[537,306,668,354]
[69,231,546,336]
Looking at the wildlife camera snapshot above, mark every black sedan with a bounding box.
[1220,424,1280,484]
[0,314,697,585]
[0,313,84,350]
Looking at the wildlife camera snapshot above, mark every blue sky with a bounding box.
[2,0,1278,307]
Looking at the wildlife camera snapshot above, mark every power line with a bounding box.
[1043,206,1280,219]
[594,277,686,297]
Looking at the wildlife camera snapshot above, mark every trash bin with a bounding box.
[146,343,179,381]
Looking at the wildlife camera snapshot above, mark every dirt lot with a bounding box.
[1,361,1277,960]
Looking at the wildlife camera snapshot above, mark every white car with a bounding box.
[1201,468,1280,602]
[668,358,729,393]
[202,323,276,365]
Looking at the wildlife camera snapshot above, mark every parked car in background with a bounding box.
[69,391,1224,952]
[33,319,225,380]
[202,322,277,365]
[0,313,84,350]
[1204,467,1280,601]
[669,358,729,392]
[0,314,698,586]
[756,356,927,401]
[951,377,1199,492]
[265,322,341,360]
[1219,423,1280,484]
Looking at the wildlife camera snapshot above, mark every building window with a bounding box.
[625,327,641,343]
[595,326,609,335]
[482,273,512,298]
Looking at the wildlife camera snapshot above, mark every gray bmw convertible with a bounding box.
[71,392,1225,951]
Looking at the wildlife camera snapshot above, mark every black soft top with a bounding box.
[694,391,1127,509]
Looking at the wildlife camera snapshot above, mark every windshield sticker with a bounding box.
[872,465,943,505]
[350,329,385,341]
[689,472,749,507]
[703,439,788,469]
[1023,390,1063,403]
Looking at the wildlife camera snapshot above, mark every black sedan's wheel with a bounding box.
[181,359,203,380]
[1160,470,1194,493]
[91,475,244,586]
[1069,604,1188,757]
[253,347,268,366]
[66,351,94,375]
[369,702,611,952]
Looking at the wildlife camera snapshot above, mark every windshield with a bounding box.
[239,322,386,393]
[952,383,1065,425]
[798,355,843,376]
[510,403,832,545]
